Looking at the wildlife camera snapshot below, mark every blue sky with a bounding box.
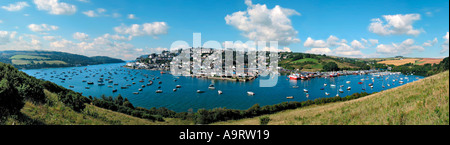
[0,0,448,60]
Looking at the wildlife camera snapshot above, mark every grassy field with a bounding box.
[10,55,50,60]
[214,71,449,125]
[377,59,420,66]
[292,58,319,63]
[11,60,30,65]
[9,55,67,65]
[3,90,193,125]
[11,60,67,65]
[33,60,67,65]
[416,58,444,65]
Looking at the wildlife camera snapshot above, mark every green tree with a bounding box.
[323,62,339,71]
[123,98,134,109]
[0,78,24,116]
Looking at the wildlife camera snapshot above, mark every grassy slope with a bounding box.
[3,90,193,125]
[214,71,449,125]
[10,55,50,60]
[280,56,356,72]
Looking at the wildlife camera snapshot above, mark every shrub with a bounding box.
[0,79,24,116]
[260,116,271,125]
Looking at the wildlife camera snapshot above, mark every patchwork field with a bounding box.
[10,55,50,60]
[9,54,67,65]
[416,58,444,65]
[377,59,420,66]
[11,59,31,65]
[33,60,67,65]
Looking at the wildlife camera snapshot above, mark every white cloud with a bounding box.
[303,36,375,57]
[43,36,59,41]
[114,22,169,38]
[334,43,364,57]
[376,39,424,55]
[82,8,106,17]
[112,13,121,18]
[73,32,89,41]
[225,0,300,46]
[0,20,3,24]
[304,37,327,48]
[33,0,77,15]
[369,39,379,46]
[102,33,132,41]
[369,14,422,36]
[0,33,43,51]
[28,24,59,34]
[97,8,106,13]
[351,40,365,49]
[31,39,41,45]
[422,37,438,47]
[49,36,137,60]
[1,1,29,11]
[441,32,449,54]
[128,14,136,19]
[0,31,17,45]
[326,35,341,47]
[77,0,90,3]
[305,48,332,55]
[82,10,97,17]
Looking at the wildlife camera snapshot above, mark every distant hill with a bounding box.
[0,50,124,69]
[214,71,449,125]
[278,52,368,72]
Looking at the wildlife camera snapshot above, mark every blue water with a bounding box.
[21,63,424,112]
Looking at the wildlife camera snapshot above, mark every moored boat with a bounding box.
[288,74,300,80]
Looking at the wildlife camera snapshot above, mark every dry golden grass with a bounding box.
[416,58,444,65]
[4,90,193,125]
[214,71,449,125]
[378,59,420,66]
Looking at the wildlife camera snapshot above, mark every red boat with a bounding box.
[358,82,363,84]
[160,71,165,74]
[289,74,300,80]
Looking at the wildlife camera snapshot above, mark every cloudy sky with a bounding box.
[0,0,448,60]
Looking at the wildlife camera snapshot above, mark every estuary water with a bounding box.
[22,63,424,112]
